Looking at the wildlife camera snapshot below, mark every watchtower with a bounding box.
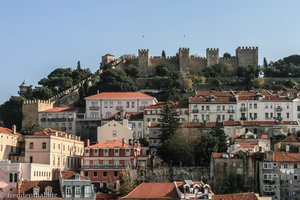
[206,48,219,67]
[236,46,258,67]
[179,48,190,74]
[138,49,150,76]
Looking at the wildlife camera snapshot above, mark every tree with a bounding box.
[195,133,219,166]
[32,87,54,100]
[223,53,231,58]
[97,69,138,92]
[156,65,170,76]
[119,168,136,196]
[161,50,166,58]
[0,96,24,130]
[263,57,268,69]
[252,78,265,88]
[22,123,41,135]
[159,101,180,142]
[124,65,140,78]
[209,122,227,152]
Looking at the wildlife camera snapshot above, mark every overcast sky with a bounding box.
[1,0,300,103]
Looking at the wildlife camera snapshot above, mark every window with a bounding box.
[114,171,118,177]
[29,142,34,149]
[222,106,225,111]
[114,149,120,156]
[217,106,221,111]
[103,160,109,166]
[294,164,298,169]
[131,102,135,108]
[66,186,72,197]
[263,185,273,192]
[45,186,52,197]
[249,104,252,109]
[284,164,288,169]
[270,113,273,118]
[298,106,300,111]
[217,115,221,121]
[9,173,13,182]
[103,149,109,156]
[298,113,300,119]
[30,156,33,163]
[103,171,107,177]
[94,149,99,156]
[126,102,130,108]
[254,103,257,109]
[114,160,119,166]
[206,106,209,110]
[93,171,98,177]
[75,186,81,197]
[263,162,273,169]
[14,173,18,182]
[254,113,257,119]
[222,115,225,120]
[104,101,108,108]
[265,104,268,109]
[287,113,290,119]
[85,149,90,156]
[125,149,131,156]
[84,186,92,198]
[263,174,273,180]
[265,113,269,119]
[294,175,298,180]
[138,122,142,128]
[113,130,117,137]
[109,101,113,108]
[33,186,40,196]
[84,171,88,177]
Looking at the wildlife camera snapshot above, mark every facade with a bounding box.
[38,107,77,135]
[24,129,84,170]
[97,120,133,143]
[82,139,148,191]
[274,135,300,153]
[0,126,19,160]
[84,92,157,120]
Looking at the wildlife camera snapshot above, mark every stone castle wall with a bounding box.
[102,46,258,76]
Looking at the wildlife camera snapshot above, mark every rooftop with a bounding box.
[212,192,258,200]
[40,106,75,113]
[273,152,300,162]
[85,92,155,99]
[87,139,133,149]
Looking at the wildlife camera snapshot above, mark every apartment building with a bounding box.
[82,139,148,191]
[97,120,133,143]
[0,126,20,160]
[25,129,84,170]
[84,92,157,120]
[38,107,77,135]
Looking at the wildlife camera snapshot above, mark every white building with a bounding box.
[38,107,77,135]
[84,92,157,120]
[0,126,19,160]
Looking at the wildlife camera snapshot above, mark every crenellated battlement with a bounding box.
[206,48,219,52]
[219,56,237,61]
[23,99,54,105]
[138,49,150,57]
[237,46,258,50]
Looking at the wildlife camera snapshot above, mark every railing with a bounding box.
[276,107,282,112]
[47,118,67,122]
[240,117,247,120]
[240,107,247,111]
[67,118,74,122]
[89,106,100,110]
[227,110,235,113]
[192,109,199,113]
[192,119,199,122]
[82,164,127,169]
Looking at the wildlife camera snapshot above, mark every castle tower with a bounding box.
[138,49,150,76]
[18,80,32,96]
[179,48,190,75]
[206,48,219,67]
[101,54,115,67]
[22,100,54,128]
[236,46,258,67]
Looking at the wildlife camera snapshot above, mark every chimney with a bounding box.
[12,125,17,134]
[86,139,90,147]
[122,138,125,147]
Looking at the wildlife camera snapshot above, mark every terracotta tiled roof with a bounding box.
[147,122,160,127]
[273,152,300,162]
[281,135,300,143]
[40,106,75,113]
[97,193,114,199]
[145,102,165,109]
[237,142,258,149]
[212,192,258,200]
[243,121,299,127]
[34,128,65,136]
[121,182,178,199]
[0,127,19,135]
[223,121,242,126]
[196,91,233,97]
[85,92,155,99]
[18,180,61,197]
[61,171,77,179]
[189,97,235,103]
[87,139,133,149]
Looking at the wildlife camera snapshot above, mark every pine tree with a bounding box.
[209,121,227,152]
[161,50,166,58]
[159,101,180,142]
[263,57,268,69]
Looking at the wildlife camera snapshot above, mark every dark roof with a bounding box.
[19,180,62,197]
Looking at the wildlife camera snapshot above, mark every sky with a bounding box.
[1,0,300,104]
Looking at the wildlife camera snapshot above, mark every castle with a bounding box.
[101,47,258,76]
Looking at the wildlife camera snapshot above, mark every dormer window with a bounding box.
[84,149,90,156]
[114,149,120,156]
[103,149,109,156]
[44,186,53,197]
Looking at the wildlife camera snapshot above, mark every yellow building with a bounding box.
[0,126,19,160]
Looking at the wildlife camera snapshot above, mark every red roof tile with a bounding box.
[189,97,235,103]
[121,182,178,199]
[40,106,75,113]
[212,192,258,200]
[196,91,233,97]
[87,139,133,149]
[86,92,155,99]
[18,180,61,197]
[0,127,13,134]
[273,152,300,162]
[260,134,269,139]
[281,135,300,143]
[61,171,77,179]
[34,128,66,136]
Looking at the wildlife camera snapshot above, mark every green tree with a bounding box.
[209,122,227,152]
[161,50,166,58]
[156,65,170,76]
[0,96,24,130]
[195,133,219,166]
[159,101,179,142]
[223,52,231,58]
[22,123,41,135]
[263,57,268,69]
[97,69,138,92]
[124,65,140,78]
[32,87,54,100]
[119,168,135,196]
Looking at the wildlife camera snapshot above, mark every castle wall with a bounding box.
[149,56,179,75]
[22,100,54,128]
[236,47,258,67]
[189,56,207,74]
[206,48,219,67]
[219,57,238,76]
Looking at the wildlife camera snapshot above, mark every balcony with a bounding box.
[192,119,199,122]
[227,110,235,113]
[82,164,126,169]
[47,118,67,122]
[240,117,247,121]
[276,107,282,112]
[240,107,247,112]
[89,106,100,110]
[115,106,123,110]
[67,118,74,122]
[192,109,199,113]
